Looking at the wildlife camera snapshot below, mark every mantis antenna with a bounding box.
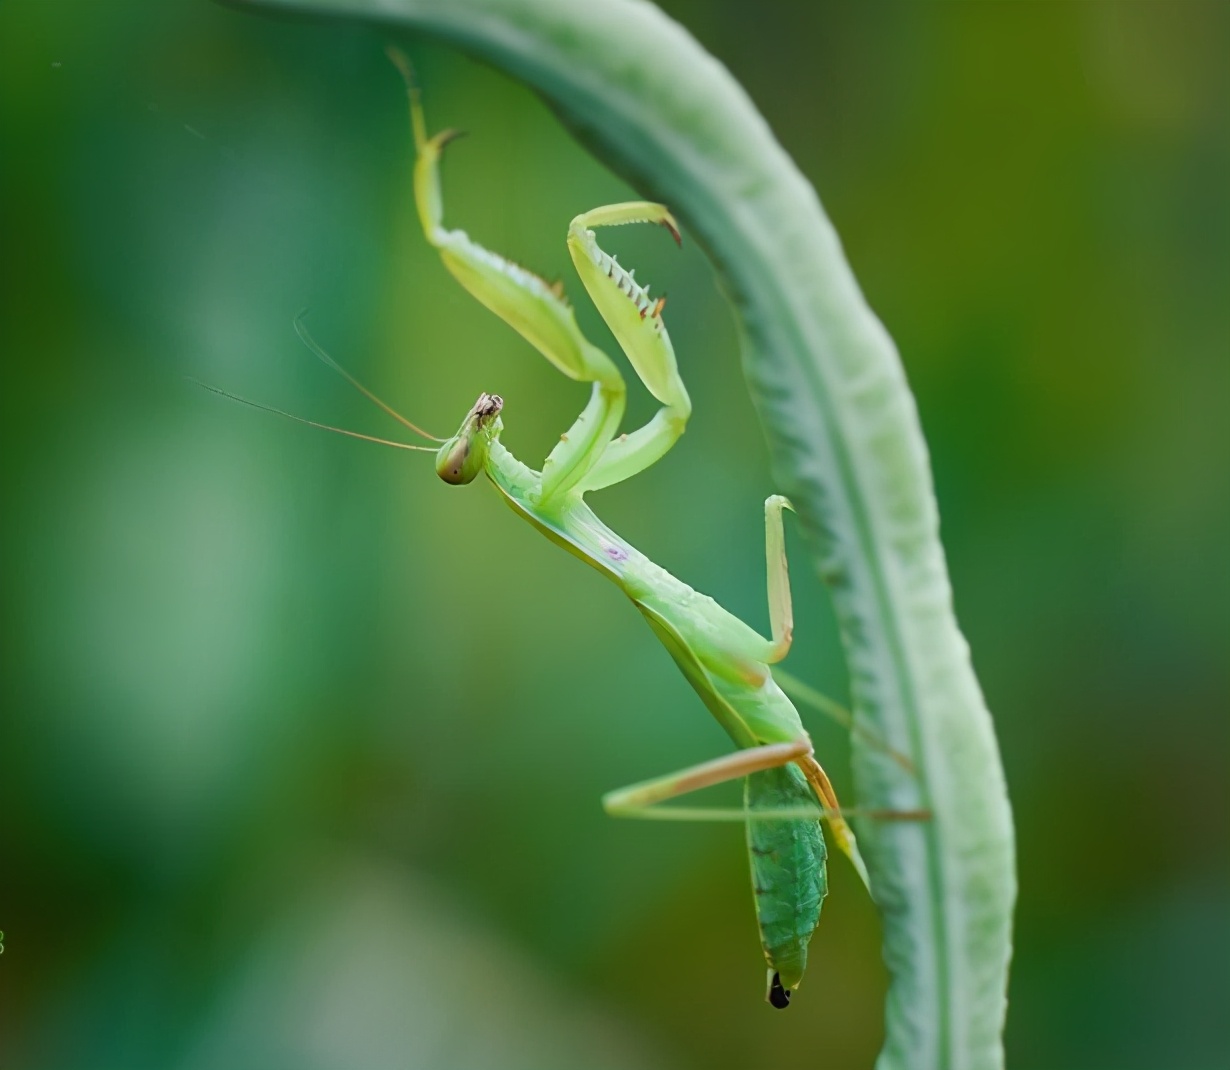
[189,379,437,452]
[293,311,444,442]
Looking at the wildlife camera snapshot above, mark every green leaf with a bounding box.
[225,2,1017,1066]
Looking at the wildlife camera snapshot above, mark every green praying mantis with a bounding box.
[206,53,926,1008]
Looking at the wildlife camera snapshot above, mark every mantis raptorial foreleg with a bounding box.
[391,48,626,501]
[567,204,693,492]
[392,47,692,504]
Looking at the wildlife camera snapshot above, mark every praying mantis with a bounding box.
[206,53,925,1008]
[392,53,932,1009]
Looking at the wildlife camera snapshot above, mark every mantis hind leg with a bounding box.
[389,49,626,500]
[799,754,871,891]
[602,740,814,820]
[604,739,918,900]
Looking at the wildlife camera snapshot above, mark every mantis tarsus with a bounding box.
[211,54,926,1008]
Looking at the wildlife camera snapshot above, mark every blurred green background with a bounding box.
[2,2,1227,1068]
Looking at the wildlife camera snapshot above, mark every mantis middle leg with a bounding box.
[764,493,795,664]
[690,495,798,685]
[762,493,870,884]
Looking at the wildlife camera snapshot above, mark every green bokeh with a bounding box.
[2,2,1226,1068]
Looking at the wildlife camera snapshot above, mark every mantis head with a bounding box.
[435,392,504,485]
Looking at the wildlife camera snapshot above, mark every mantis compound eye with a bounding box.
[767,972,791,1009]
[435,436,479,485]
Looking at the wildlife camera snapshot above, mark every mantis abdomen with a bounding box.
[746,764,828,1004]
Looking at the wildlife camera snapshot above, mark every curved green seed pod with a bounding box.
[230,2,1017,1067]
